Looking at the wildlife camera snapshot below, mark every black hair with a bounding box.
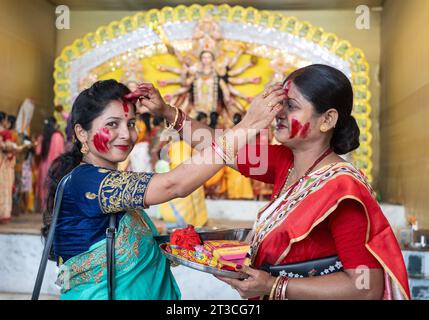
[40,116,58,161]
[6,115,16,129]
[42,79,132,238]
[285,64,359,155]
[196,111,208,122]
[0,112,6,123]
[209,111,219,129]
[232,113,242,125]
[153,115,164,127]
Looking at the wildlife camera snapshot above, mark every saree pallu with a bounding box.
[57,210,180,300]
[250,162,410,300]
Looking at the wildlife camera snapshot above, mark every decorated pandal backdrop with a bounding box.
[54,4,373,185]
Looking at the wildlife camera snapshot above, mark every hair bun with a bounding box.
[330,115,360,155]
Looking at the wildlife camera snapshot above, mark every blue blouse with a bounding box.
[54,164,153,262]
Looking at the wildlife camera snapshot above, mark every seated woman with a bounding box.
[45,79,284,300]
[138,64,410,300]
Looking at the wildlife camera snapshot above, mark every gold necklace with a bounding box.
[278,167,295,197]
[274,148,333,199]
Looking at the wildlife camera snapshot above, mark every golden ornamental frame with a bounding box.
[53,4,373,182]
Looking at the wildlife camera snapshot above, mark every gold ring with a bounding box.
[262,91,269,99]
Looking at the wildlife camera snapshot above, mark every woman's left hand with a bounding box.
[215,265,276,299]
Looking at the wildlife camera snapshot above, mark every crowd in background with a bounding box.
[0,99,66,225]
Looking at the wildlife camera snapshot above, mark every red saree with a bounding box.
[237,145,410,300]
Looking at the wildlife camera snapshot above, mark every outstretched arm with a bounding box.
[228,84,252,101]
[142,101,283,206]
[127,83,285,170]
[157,78,183,87]
[228,62,253,77]
[227,48,244,69]
[157,64,182,75]
[228,76,261,85]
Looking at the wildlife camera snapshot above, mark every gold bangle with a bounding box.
[269,276,281,300]
[216,133,235,163]
[164,105,179,129]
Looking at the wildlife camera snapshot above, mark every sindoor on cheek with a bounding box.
[93,128,111,153]
[288,116,312,139]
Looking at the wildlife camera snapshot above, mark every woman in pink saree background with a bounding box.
[36,116,64,212]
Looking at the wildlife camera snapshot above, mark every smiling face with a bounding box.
[274,81,326,147]
[77,100,137,167]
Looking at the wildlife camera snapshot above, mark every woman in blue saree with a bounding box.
[43,79,285,300]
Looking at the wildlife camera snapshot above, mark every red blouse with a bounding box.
[237,143,381,269]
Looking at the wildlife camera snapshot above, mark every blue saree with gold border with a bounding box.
[53,164,180,300]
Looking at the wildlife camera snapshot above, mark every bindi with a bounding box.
[93,128,111,153]
[122,100,129,118]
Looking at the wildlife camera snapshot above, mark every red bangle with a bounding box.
[212,141,226,163]
[174,109,186,132]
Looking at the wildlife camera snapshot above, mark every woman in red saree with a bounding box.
[130,64,410,300]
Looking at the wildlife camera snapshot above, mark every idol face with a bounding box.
[200,51,214,66]
[85,100,137,165]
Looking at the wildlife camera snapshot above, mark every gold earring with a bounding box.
[320,125,328,133]
[81,142,89,154]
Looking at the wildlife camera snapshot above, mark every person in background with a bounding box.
[0,111,6,130]
[158,134,209,228]
[149,115,166,169]
[0,113,14,141]
[35,116,65,212]
[5,115,18,141]
[225,113,254,199]
[19,135,35,214]
[118,112,152,173]
[0,133,15,224]
[0,113,30,223]
[5,114,22,216]
[195,111,208,125]
[204,111,226,199]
